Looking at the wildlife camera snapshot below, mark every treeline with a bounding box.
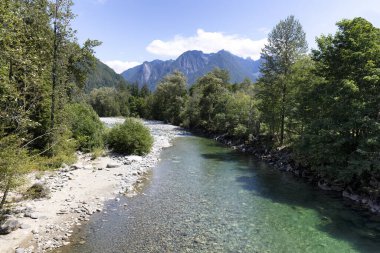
[88,82,151,117]
[104,16,379,190]
[0,0,104,210]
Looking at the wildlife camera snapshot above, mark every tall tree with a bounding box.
[49,0,75,130]
[185,69,229,131]
[152,71,188,125]
[297,18,380,181]
[258,15,307,145]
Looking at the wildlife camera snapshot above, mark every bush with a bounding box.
[64,103,105,152]
[106,118,153,155]
[43,127,77,169]
[24,183,50,199]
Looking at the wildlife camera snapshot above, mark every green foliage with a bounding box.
[0,135,32,210]
[258,15,308,145]
[85,59,127,92]
[146,17,380,188]
[0,2,379,210]
[43,127,77,169]
[224,90,260,138]
[152,71,188,125]
[106,118,153,155]
[64,103,105,152]
[24,183,50,200]
[185,69,229,131]
[295,18,380,182]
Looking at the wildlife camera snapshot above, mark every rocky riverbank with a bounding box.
[212,134,380,215]
[0,119,185,253]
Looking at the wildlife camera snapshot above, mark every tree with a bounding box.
[286,56,322,141]
[296,18,380,181]
[258,15,307,145]
[0,0,102,211]
[185,69,229,131]
[152,71,188,125]
[50,0,75,130]
[89,87,122,116]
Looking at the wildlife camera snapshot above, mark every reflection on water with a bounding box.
[55,136,380,253]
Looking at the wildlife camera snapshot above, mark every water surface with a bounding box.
[55,136,380,253]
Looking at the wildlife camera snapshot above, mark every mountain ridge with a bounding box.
[85,59,128,92]
[121,50,261,90]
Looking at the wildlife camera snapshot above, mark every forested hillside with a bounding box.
[85,59,127,92]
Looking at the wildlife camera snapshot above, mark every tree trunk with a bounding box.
[280,81,286,146]
[8,59,13,81]
[50,1,59,131]
[0,178,11,211]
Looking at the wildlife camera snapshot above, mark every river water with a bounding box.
[55,136,380,253]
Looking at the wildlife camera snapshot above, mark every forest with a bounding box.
[1,0,379,213]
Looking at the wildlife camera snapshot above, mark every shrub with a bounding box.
[24,183,50,199]
[233,124,249,139]
[64,103,105,152]
[106,118,153,155]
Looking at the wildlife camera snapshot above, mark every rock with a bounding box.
[342,191,360,202]
[115,198,120,202]
[29,213,38,219]
[106,163,120,168]
[20,223,31,229]
[0,219,20,234]
[70,165,80,171]
[318,181,332,191]
[32,229,39,234]
[57,209,68,215]
[126,155,142,162]
[193,237,205,244]
[15,248,25,253]
[83,165,93,170]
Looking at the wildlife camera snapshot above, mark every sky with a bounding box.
[72,0,380,73]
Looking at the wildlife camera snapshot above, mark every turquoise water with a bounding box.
[55,136,380,253]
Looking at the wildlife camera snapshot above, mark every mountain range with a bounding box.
[121,50,261,90]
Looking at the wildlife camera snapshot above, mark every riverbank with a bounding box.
[210,133,380,215]
[0,119,184,253]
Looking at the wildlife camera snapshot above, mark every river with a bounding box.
[54,136,380,253]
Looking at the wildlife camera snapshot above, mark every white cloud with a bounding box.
[104,60,140,73]
[146,29,267,60]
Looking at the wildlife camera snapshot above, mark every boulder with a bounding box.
[20,223,31,229]
[0,219,20,235]
[106,163,120,168]
[30,213,38,219]
[15,248,25,253]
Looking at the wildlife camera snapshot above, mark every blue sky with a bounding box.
[72,0,380,73]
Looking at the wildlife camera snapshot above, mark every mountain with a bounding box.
[121,50,261,90]
[85,59,127,92]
